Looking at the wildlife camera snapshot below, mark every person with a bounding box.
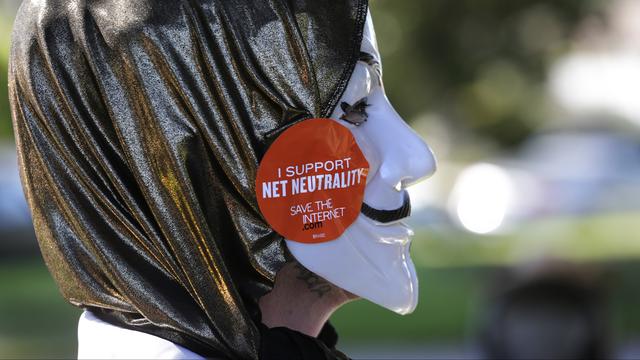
[481,262,608,359]
[9,0,435,358]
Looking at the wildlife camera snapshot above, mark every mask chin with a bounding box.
[285,216,419,315]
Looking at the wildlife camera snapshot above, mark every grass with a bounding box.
[4,260,640,358]
[0,260,488,358]
[411,212,640,268]
[332,267,488,344]
[0,260,80,359]
[3,212,640,357]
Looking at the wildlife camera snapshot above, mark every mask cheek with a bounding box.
[350,127,380,185]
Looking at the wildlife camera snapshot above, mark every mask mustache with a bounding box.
[360,191,411,223]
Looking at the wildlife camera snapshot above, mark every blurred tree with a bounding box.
[1,16,11,140]
[0,2,603,146]
[370,0,604,148]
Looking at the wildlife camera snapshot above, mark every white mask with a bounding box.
[286,11,437,315]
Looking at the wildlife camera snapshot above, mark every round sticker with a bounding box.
[256,118,369,243]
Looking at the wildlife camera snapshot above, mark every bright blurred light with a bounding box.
[407,177,438,211]
[450,163,514,234]
[550,52,640,123]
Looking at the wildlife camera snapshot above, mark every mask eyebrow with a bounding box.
[358,51,379,67]
[358,51,382,85]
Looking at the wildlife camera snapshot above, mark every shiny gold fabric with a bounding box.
[9,0,367,357]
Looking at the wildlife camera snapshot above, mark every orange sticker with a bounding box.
[256,119,369,243]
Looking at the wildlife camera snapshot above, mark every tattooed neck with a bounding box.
[259,262,350,337]
[294,263,333,298]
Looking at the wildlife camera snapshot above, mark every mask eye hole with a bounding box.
[340,97,369,126]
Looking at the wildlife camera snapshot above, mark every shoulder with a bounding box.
[77,310,207,359]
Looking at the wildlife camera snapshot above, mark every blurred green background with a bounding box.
[4,0,640,358]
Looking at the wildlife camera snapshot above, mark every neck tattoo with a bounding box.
[294,263,332,298]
